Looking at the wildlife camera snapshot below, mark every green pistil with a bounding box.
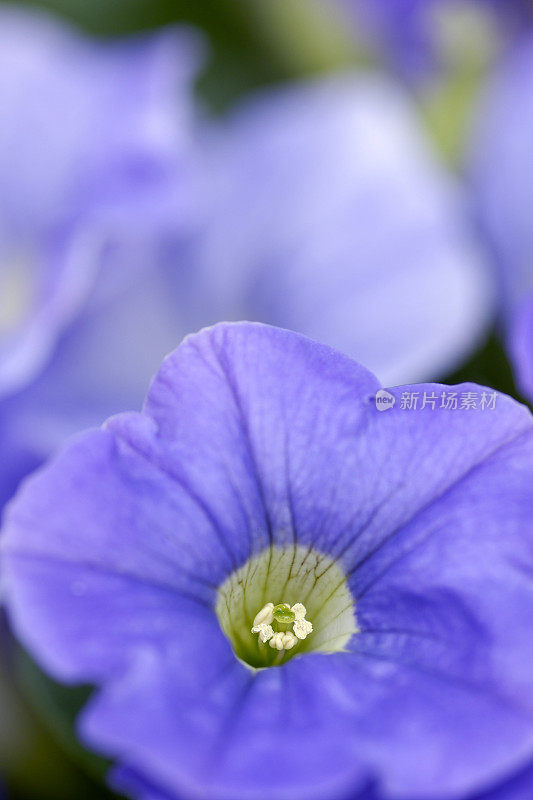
[272,604,295,624]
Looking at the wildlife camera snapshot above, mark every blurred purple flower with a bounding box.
[339,0,524,78]
[509,300,533,401]
[469,34,533,400]
[0,7,203,508]
[195,73,493,386]
[2,322,533,800]
[0,11,494,516]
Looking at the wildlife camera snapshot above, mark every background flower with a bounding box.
[194,71,492,386]
[338,0,524,79]
[2,323,533,800]
[0,6,204,511]
[469,33,533,401]
[0,5,495,516]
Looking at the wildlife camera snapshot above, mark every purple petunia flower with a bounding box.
[469,34,533,401]
[510,300,533,402]
[195,72,493,387]
[0,3,202,395]
[2,322,533,800]
[0,7,203,508]
[338,0,524,79]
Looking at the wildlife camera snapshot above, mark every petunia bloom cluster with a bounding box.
[0,6,532,800]
[2,322,533,800]
[0,5,493,523]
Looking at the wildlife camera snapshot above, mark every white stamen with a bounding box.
[269,631,286,650]
[281,632,298,650]
[251,600,313,651]
[252,602,274,627]
[251,623,274,643]
[293,618,313,640]
[291,603,307,620]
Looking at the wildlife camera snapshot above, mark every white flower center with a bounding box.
[216,545,358,669]
[251,601,313,655]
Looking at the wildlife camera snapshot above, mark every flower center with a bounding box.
[250,601,313,660]
[216,545,358,669]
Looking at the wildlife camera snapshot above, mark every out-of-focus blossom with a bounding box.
[0,7,203,508]
[2,322,533,800]
[195,73,493,387]
[509,300,533,401]
[469,34,533,400]
[0,4,202,389]
[339,0,522,79]
[0,9,494,518]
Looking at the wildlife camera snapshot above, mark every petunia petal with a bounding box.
[110,766,174,800]
[0,7,202,401]
[0,5,201,235]
[196,74,493,386]
[508,297,533,401]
